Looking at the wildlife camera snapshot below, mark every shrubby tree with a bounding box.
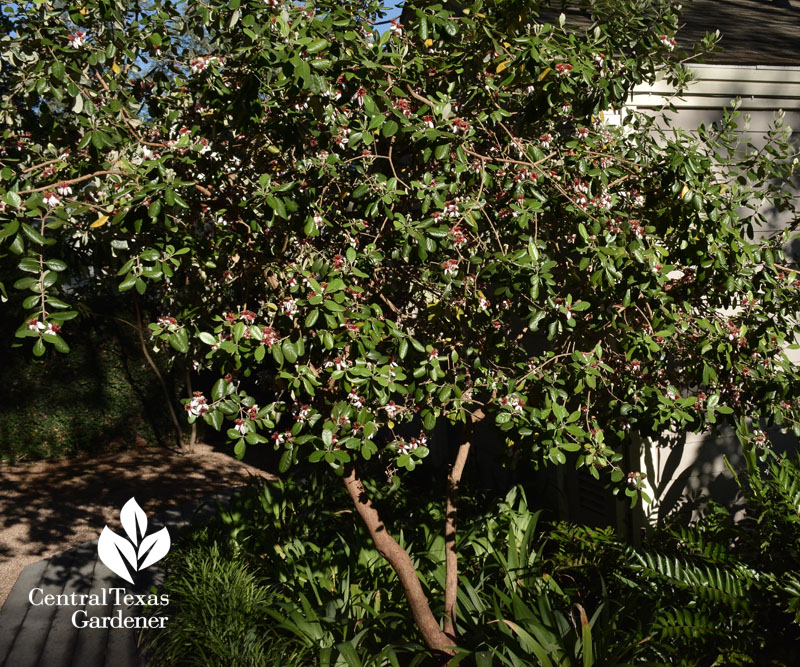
[2,0,800,654]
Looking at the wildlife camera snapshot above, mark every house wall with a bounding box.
[631,64,800,523]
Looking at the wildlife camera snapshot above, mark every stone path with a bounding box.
[0,491,235,667]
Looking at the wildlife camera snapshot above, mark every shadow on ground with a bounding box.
[0,442,276,609]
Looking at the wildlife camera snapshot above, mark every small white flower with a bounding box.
[282,298,298,317]
[56,183,72,196]
[348,389,364,408]
[659,35,676,51]
[442,259,458,277]
[186,393,209,417]
[43,192,60,208]
[68,31,86,49]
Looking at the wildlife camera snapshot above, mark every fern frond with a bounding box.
[632,552,753,611]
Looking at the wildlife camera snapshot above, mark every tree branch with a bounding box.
[443,407,483,639]
[342,464,455,655]
[134,299,185,451]
[18,170,126,195]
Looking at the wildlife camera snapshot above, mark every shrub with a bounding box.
[147,457,800,665]
[541,453,800,664]
[0,319,178,461]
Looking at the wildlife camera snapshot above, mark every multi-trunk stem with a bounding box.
[342,464,456,656]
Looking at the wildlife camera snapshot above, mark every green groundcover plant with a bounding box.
[3,0,800,654]
[144,457,800,665]
[0,321,174,461]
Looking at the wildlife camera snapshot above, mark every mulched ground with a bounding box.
[0,442,274,610]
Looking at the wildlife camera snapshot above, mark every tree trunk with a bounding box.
[443,436,472,638]
[443,411,481,639]
[342,464,455,655]
[134,300,184,451]
[184,365,197,452]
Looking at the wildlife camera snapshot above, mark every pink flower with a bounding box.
[68,31,86,49]
[555,63,573,76]
[659,35,676,51]
[450,225,467,246]
[186,392,209,417]
[348,389,364,408]
[628,219,644,238]
[282,298,297,317]
[326,356,349,371]
[442,259,458,277]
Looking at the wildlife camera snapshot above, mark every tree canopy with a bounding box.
[2,0,800,653]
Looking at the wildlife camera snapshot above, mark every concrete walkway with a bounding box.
[0,491,235,667]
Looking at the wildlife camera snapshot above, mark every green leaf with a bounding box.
[198,331,217,345]
[212,378,226,401]
[282,339,298,363]
[205,409,223,431]
[49,334,70,353]
[21,224,47,246]
[51,61,65,81]
[279,449,293,473]
[306,38,330,54]
[382,120,399,137]
[18,257,40,273]
[170,328,189,354]
[305,309,319,328]
[45,259,67,272]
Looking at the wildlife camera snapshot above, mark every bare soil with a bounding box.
[0,442,273,610]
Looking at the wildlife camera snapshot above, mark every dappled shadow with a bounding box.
[0,443,275,609]
[642,424,799,524]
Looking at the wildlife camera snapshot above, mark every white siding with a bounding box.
[631,64,800,523]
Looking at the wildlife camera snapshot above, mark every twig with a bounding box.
[18,170,126,195]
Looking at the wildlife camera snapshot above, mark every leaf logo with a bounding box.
[97,498,171,585]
